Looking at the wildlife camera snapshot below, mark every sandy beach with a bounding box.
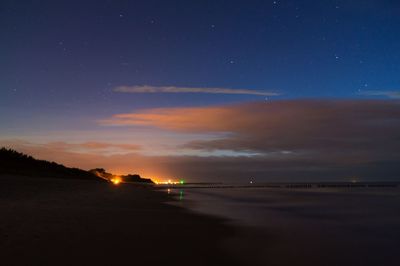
[0,175,239,266]
[2,172,400,266]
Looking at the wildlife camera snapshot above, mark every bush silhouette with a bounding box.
[0,148,99,180]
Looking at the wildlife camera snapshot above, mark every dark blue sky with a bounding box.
[1,1,400,181]
[2,1,400,110]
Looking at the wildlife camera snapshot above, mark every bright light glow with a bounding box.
[154,179,185,185]
[111,177,122,185]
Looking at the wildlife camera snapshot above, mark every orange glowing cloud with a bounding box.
[99,106,238,131]
[3,100,400,182]
[41,141,141,156]
[99,100,400,161]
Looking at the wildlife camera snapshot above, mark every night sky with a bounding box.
[1,1,400,182]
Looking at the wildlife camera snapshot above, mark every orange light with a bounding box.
[154,179,182,185]
[111,177,121,185]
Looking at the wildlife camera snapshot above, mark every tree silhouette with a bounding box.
[0,148,99,180]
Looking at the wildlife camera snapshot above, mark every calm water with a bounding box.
[169,187,400,266]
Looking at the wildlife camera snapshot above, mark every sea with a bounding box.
[167,184,400,266]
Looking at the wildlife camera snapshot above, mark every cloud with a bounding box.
[100,100,400,163]
[4,100,400,182]
[359,90,400,99]
[2,139,400,182]
[71,141,141,151]
[113,85,279,96]
[99,105,240,130]
[1,140,141,155]
[0,139,154,175]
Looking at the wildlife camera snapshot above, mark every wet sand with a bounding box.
[0,175,239,266]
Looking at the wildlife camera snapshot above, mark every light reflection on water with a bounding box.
[166,188,184,201]
[168,187,400,266]
[179,190,184,201]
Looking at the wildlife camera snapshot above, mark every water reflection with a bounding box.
[165,188,184,200]
[179,190,184,201]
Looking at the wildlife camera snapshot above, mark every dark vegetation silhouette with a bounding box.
[89,168,113,180]
[0,148,154,183]
[122,174,153,184]
[0,148,99,180]
[89,168,153,184]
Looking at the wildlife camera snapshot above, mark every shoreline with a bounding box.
[0,175,240,266]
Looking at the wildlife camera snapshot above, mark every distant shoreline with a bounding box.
[156,181,400,189]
